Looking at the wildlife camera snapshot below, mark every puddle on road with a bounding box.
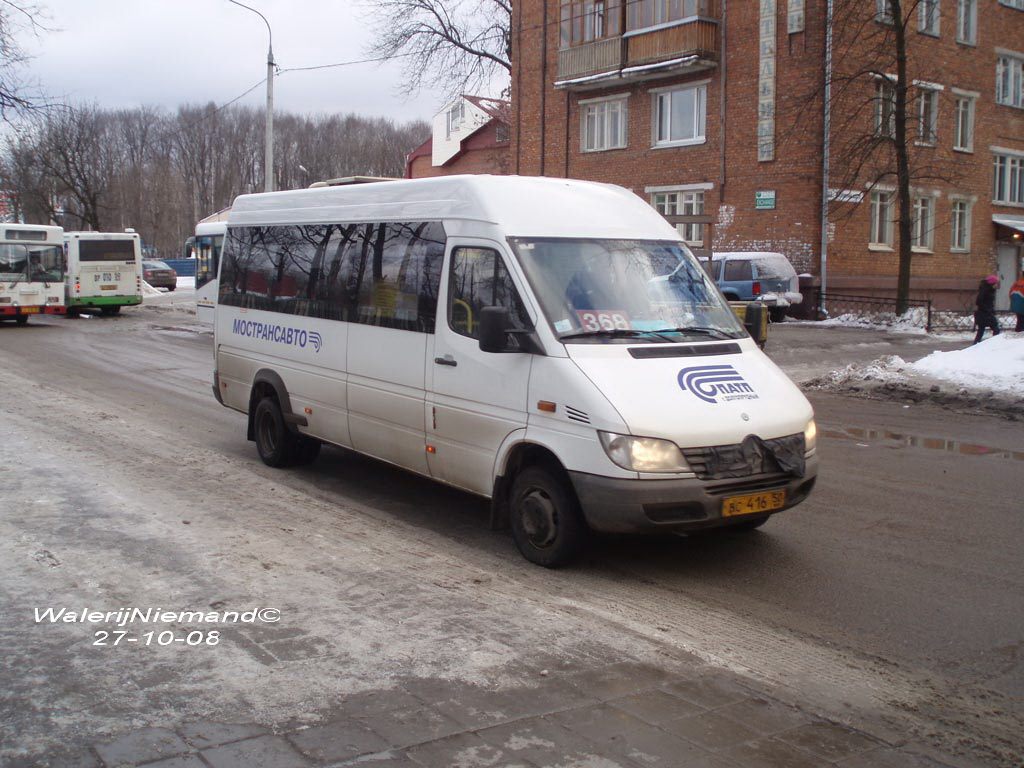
[822,427,1024,461]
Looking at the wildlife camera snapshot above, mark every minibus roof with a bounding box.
[227,175,679,240]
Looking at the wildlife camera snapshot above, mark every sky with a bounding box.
[17,0,450,124]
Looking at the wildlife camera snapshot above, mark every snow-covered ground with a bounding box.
[819,334,1024,397]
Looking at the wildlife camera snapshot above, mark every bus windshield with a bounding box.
[1,244,64,284]
[510,238,745,343]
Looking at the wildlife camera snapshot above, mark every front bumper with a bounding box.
[569,454,818,534]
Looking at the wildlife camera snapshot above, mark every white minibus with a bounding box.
[0,224,66,323]
[64,230,143,315]
[212,176,818,566]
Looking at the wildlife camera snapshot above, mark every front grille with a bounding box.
[682,433,805,480]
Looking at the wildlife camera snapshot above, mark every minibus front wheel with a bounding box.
[510,466,588,568]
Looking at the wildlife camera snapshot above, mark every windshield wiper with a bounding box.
[647,326,741,340]
[559,328,678,342]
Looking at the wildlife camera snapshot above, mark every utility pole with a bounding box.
[227,0,275,192]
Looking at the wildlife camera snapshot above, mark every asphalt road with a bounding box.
[1,298,1021,765]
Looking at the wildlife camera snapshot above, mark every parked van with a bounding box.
[212,176,818,566]
[708,252,802,322]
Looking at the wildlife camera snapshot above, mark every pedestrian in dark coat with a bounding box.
[973,275,1000,344]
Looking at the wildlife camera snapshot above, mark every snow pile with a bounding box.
[818,307,930,334]
[141,281,162,296]
[820,355,910,388]
[909,334,1024,397]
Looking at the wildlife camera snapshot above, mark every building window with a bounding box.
[560,0,621,46]
[996,53,1024,108]
[870,190,895,247]
[911,196,935,250]
[998,0,1023,9]
[581,97,628,152]
[919,0,940,34]
[652,190,705,245]
[876,0,894,24]
[993,152,1024,204]
[653,84,707,147]
[917,88,938,144]
[957,0,977,43]
[446,102,465,138]
[627,0,711,32]
[951,199,972,251]
[953,95,975,151]
[874,79,896,137]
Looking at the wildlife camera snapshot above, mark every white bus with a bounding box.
[194,220,225,324]
[212,176,818,566]
[64,230,143,315]
[0,223,66,324]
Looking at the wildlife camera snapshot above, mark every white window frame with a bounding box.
[648,185,708,246]
[911,194,936,251]
[876,0,894,24]
[956,0,977,44]
[869,189,895,249]
[952,91,976,152]
[874,78,896,137]
[580,94,628,152]
[445,101,465,138]
[996,51,1024,108]
[950,197,973,252]
[918,0,940,35]
[652,82,708,148]
[998,0,1023,9]
[917,86,939,145]
[992,148,1024,206]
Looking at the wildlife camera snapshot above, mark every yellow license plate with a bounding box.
[101,284,117,290]
[20,307,40,314]
[723,490,786,517]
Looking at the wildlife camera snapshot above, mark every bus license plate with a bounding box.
[20,307,40,314]
[722,490,785,517]
[101,284,117,290]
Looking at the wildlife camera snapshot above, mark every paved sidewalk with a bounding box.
[16,661,958,768]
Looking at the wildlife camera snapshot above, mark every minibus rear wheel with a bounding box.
[510,466,587,568]
[254,396,298,468]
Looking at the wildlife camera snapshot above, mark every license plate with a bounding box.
[101,284,117,290]
[722,490,786,517]
[20,307,40,314]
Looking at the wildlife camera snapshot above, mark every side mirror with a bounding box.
[479,306,511,353]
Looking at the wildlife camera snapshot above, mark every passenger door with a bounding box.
[426,243,534,496]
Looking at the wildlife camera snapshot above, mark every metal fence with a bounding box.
[818,292,1017,333]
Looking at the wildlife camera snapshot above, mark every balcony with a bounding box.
[556,18,719,91]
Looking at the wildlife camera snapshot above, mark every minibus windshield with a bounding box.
[510,238,746,343]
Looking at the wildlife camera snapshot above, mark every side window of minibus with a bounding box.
[448,247,528,340]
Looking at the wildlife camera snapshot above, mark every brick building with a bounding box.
[407,95,511,178]
[511,0,1024,310]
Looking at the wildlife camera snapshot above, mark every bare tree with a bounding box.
[816,0,961,313]
[363,0,511,99]
[0,0,50,119]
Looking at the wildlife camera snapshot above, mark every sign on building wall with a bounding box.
[787,0,805,34]
[755,190,777,210]
[758,0,777,162]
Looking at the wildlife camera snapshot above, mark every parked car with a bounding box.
[143,260,177,291]
[706,252,802,322]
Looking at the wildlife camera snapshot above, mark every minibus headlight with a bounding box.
[598,432,690,473]
[804,418,817,452]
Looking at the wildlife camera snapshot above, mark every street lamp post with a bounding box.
[227,0,275,193]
